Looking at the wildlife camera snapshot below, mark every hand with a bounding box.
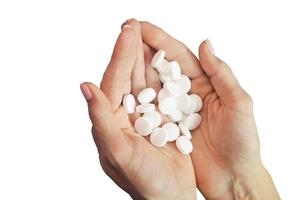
[80,20,196,200]
[140,22,280,199]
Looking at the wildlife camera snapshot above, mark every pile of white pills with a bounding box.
[122,50,202,155]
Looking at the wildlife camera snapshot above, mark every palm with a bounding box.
[90,20,196,199]
[109,107,195,199]
[190,86,259,197]
[138,21,261,199]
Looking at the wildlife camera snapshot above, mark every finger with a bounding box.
[101,25,137,110]
[80,82,120,142]
[140,21,208,80]
[143,43,161,93]
[127,19,147,96]
[198,40,243,102]
[81,82,113,130]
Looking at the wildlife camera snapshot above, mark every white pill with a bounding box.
[136,103,155,113]
[166,61,181,80]
[134,117,153,136]
[183,113,202,130]
[183,97,197,115]
[174,75,191,94]
[180,113,188,123]
[157,89,171,102]
[151,50,166,69]
[178,122,191,139]
[143,111,161,128]
[190,94,203,112]
[157,59,169,75]
[150,127,168,147]
[159,74,171,83]
[122,94,136,114]
[162,122,180,142]
[168,110,183,122]
[176,93,191,111]
[137,88,157,104]
[163,80,180,97]
[176,136,193,154]
[158,97,177,115]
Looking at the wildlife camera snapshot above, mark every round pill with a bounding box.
[157,89,171,103]
[157,59,169,75]
[178,122,191,139]
[176,136,193,154]
[150,127,168,147]
[158,97,177,115]
[167,61,181,80]
[176,93,191,111]
[168,110,183,122]
[183,113,202,130]
[174,75,191,94]
[137,88,157,104]
[190,94,203,112]
[163,80,180,97]
[122,94,136,114]
[134,117,153,136]
[180,113,188,124]
[143,111,162,128]
[151,50,166,69]
[159,74,171,83]
[183,97,197,115]
[162,122,180,142]
[136,103,155,113]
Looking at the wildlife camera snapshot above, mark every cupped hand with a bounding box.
[139,22,279,199]
[81,20,196,200]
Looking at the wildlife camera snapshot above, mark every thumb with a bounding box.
[80,82,112,122]
[80,82,117,142]
[81,82,134,168]
[198,39,251,105]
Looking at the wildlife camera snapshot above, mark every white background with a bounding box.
[0,0,300,199]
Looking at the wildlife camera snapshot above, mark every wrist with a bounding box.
[214,162,280,200]
[131,187,197,200]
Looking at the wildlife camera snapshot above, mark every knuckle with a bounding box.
[231,91,253,110]
[241,92,253,105]
[88,107,99,122]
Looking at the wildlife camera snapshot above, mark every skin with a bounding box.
[81,19,280,199]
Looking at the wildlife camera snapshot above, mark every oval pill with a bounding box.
[158,97,177,115]
[150,127,168,147]
[157,89,171,103]
[176,93,191,111]
[183,113,202,130]
[122,94,136,114]
[157,59,169,75]
[138,88,157,104]
[167,61,181,80]
[183,97,197,115]
[136,103,155,113]
[190,94,203,112]
[178,122,191,139]
[163,80,180,97]
[151,50,166,69]
[159,74,171,83]
[176,136,193,154]
[162,122,180,142]
[174,75,191,94]
[134,117,153,136]
[168,110,183,122]
[143,111,162,128]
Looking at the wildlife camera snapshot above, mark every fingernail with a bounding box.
[122,24,131,30]
[80,83,92,102]
[121,18,137,29]
[121,19,129,29]
[206,39,215,55]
